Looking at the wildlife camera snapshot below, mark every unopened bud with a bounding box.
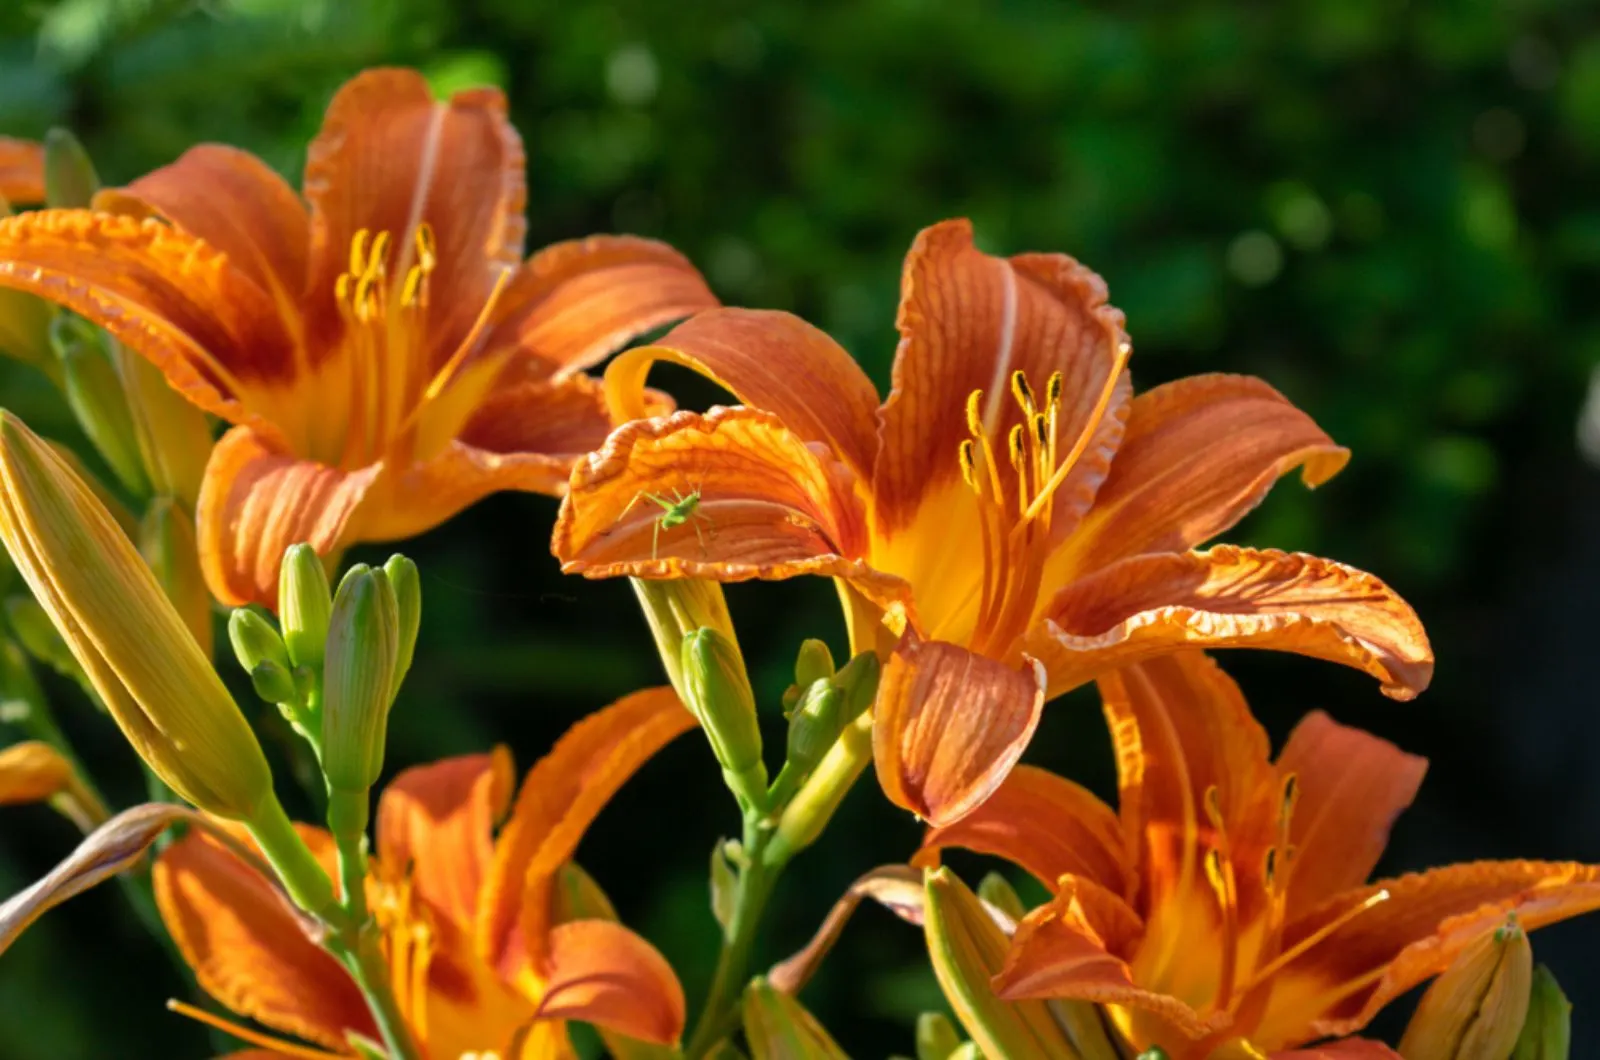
[786,684,842,777]
[833,649,882,726]
[976,872,1026,923]
[139,499,211,657]
[1512,965,1570,1060]
[42,128,98,209]
[320,565,399,796]
[278,543,331,670]
[794,639,835,688]
[631,577,739,700]
[917,1012,961,1060]
[113,340,210,511]
[249,660,299,708]
[228,608,289,676]
[1400,915,1533,1060]
[681,627,767,809]
[742,978,849,1060]
[0,412,272,819]
[382,554,420,693]
[0,740,70,805]
[1136,1050,1171,1060]
[52,316,148,498]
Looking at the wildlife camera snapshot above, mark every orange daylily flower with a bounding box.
[153,688,695,1059]
[915,652,1600,1059]
[552,218,1433,826]
[0,138,44,206]
[0,69,717,607]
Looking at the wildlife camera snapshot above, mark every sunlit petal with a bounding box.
[0,138,44,205]
[534,919,686,1045]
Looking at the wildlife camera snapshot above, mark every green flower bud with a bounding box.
[382,554,420,693]
[743,978,848,1060]
[1400,914,1532,1060]
[680,627,767,810]
[1136,1050,1171,1060]
[916,1012,961,1060]
[794,638,835,688]
[53,316,148,498]
[976,872,1026,923]
[832,649,882,726]
[249,659,299,707]
[786,683,842,777]
[1512,965,1570,1060]
[42,128,98,209]
[228,607,290,677]
[631,577,739,700]
[320,565,399,796]
[278,543,331,670]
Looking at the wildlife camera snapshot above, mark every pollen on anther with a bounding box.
[1032,413,1049,447]
[414,221,437,271]
[958,439,979,492]
[1007,424,1026,470]
[349,228,371,276]
[1046,371,1063,407]
[965,389,984,437]
[1011,370,1035,414]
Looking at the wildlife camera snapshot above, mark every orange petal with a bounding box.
[359,441,570,544]
[0,138,44,205]
[1096,653,1274,909]
[477,688,695,982]
[872,633,1046,827]
[534,919,686,1045]
[196,426,380,608]
[995,876,1214,1040]
[1253,860,1600,1048]
[604,307,881,483]
[1272,1041,1402,1059]
[552,407,907,609]
[376,748,515,932]
[487,235,718,376]
[1030,546,1434,701]
[0,210,296,423]
[1276,711,1426,921]
[114,145,309,318]
[871,219,1130,542]
[914,765,1129,896]
[303,69,526,367]
[1060,374,1350,575]
[153,830,375,1051]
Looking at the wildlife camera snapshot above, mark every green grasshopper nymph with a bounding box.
[620,487,715,560]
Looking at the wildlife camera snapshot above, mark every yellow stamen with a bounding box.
[368,230,392,273]
[959,440,980,493]
[166,1000,346,1060]
[349,228,370,277]
[965,388,984,437]
[1045,370,1063,407]
[1242,889,1392,995]
[1011,369,1036,416]
[1021,341,1131,523]
[414,221,437,271]
[1203,786,1241,1010]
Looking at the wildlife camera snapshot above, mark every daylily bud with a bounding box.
[0,740,107,831]
[681,627,767,809]
[917,1012,961,1060]
[631,576,741,701]
[794,638,835,688]
[229,607,290,676]
[742,978,849,1060]
[139,499,211,657]
[1512,965,1570,1060]
[786,683,842,777]
[249,659,300,708]
[923,867,1076,1060]
[278,543,331,669]
[976,872,1027,923]
[382,554,420,692]
[42,128,98,209]
[114,340,211,511]
[320,565,399,797]
[0,411,273,819]
[832,649,882,726]
[52,316,148,498]
[1400,915,1533,1060]
[710,839,739,937]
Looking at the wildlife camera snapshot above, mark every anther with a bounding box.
[349,228,370,276]
[1033,412,1049,447]
[965,389,984,437]
[958,440,980,493]
[1011,370,1036,415]
[1046,371,1063,408]
[401,266,426,309]
[414,221,437,271]
[1007,424,1026,470]
[367,230,392,272]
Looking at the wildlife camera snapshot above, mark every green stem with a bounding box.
[684,818,781,1059]
[337,931,422,1060]
[768,712,873,865]
[245,792,340,922]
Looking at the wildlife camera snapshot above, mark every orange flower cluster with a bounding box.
[0,66,1590,1060]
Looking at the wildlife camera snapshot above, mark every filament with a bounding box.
[166,1000,347,1060]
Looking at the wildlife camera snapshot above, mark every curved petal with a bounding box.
[153,831,376,1051]
[477,688,695,985]
[376,747,515,932]
[1057,374,1350,576]
[359,441,571,544]
[303,69,526,367]
[995,876,1215,1040]
[1272,1042,1402,1059]
[1252,860,1600,1049]
[0,139,44,205]
[196,426,380,608]
[534,919,686,1045]
[115,145,309,324]
[552,407,906,609]
[604,307,881,484]
[0,210,296,423]
[1096,653,1274,913]
[914,765,1129,896]
[873,632,1046,827]
[1277,711,1427,921]
[487,235,718,377]
[1030,547,1434,701]
[872,219,1130,545]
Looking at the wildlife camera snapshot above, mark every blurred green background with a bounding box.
[3,0,1600,1055]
